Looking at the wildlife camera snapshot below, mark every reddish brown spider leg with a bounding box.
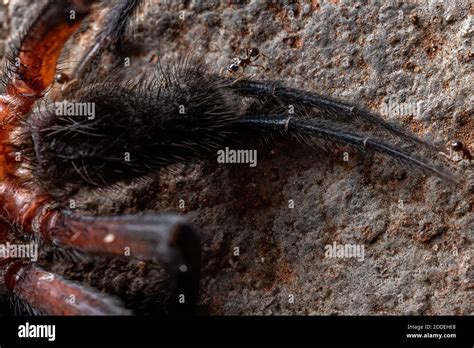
[1,0,99,176]
[2,0,98,100]
[1,259,130,315]
[0,184,201,309]
[0,0,200,313]
[0,183,201,313]
[40,211,202,311]
[0,219,129,315]
[41,211,201,267]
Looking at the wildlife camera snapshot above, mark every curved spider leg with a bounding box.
[226,79,441,151]
[71,0,144,81]
[0,0,98,119]
[235,115,458,183]
[1,259,130,315]
[0,0,100,309]
[0,0,100,178]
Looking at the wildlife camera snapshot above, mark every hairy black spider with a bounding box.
[0,0,458,316]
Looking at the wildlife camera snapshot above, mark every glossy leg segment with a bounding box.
[0,184,202,313]
[0,0,98,128]
[0,0,99,187]
[3,260,130,315]
[41,212,202,313]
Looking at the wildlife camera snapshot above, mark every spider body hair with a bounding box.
[23,61,242,189]
[15,56,457,192]
[1,2,456,192]
[0,0,462,316]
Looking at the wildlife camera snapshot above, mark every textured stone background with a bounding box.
[0,0,472,315]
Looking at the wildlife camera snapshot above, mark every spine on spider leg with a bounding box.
[1,260,130,315]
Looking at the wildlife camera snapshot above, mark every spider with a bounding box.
[0,0,458,316]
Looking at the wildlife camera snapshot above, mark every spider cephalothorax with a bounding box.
[0,0,458,315]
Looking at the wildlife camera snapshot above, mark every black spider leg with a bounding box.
[235,115,458,183]
[227,79,441,151]
[72,0,144,80]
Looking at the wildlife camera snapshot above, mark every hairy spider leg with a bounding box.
[227,79,458,182]
[57,0,202,313]
[0,0,200,314]
[0,0,99,179]
[228,79,441,151]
